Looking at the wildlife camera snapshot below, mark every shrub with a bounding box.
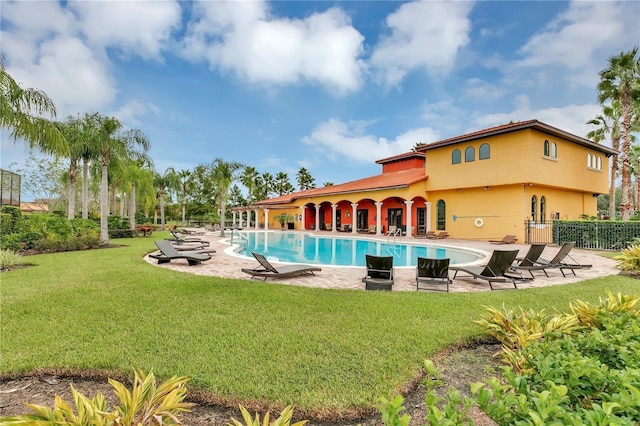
[0,249,24,271]
[613,244,640,271]
[109,229,136,238]
[0,370,193,426]
[0,206,22,232]
[108,215,130,230]
[228,405,308,426]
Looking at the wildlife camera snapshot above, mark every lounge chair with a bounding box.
[368,225,377,234]
[149,240,212,265]
[387,225,401,236]
[450,250,519,290]
[324,223,332,231]
[416,257,451,292]
[489,235,518,244]
[167,230,210,246]
[241,252,321,281]
[340,224,352,232]
[362,255,394,291]
[516,242,592,277]
[509,243,547,279]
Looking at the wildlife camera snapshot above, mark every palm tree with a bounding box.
[239,166,259,203]
[1,59,67,156]
[631,144,640,215]
[275,171,294,196]
[154,167,177,231]
[597,47,640,220]
[177,169,192,226]
[587,104,621,219]
[258,172,275,200]
[296,167,316,190]
[211,158,243,237]
[95,115,150,243]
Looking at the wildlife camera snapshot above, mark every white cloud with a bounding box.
[464,78,506,101]
[515,1,640,88]
[181,1,365,94]
[68,0,182,61]
[111,100,160,127]
[471,95,602,143]
[370,1,473,87]
[302,119,439,163]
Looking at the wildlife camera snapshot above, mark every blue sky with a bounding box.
[1,0,639,192]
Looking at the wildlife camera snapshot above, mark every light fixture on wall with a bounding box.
[456,188,462,192]
[346,212,351,218]
[484,186,490,190]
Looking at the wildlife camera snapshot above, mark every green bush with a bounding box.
[613,244,640,271]
[109,229,136,238]
[0,206,22,232]
[108,215,130,230]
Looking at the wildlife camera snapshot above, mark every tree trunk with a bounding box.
[100,164,109,243]
[609,136,620,219]
[182,201,186,226]
[619,92,633,221]
[68,161,77,219]
[219,197,226,237]
[82,159,89,219]
[129,182,136,229]
[160,190,166,230]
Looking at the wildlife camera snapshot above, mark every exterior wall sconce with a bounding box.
[346,212,351,218]
[456,188,462,192]
[484,186,490,190]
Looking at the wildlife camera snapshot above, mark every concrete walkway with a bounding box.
[143,230,620,293]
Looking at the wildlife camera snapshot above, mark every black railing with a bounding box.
[524,220,640,250]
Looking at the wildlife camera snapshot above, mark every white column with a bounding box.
[351,203,358,234]
[314,204,321,232]
[331,204,338,233]
[375,202,383,236]
[426,201,432,232]
[232,210,237,227]
[404,200,414,237]
[238,210,243,228]
[301,206,306,230]
[254,210,259,229]
[264,208,270,230]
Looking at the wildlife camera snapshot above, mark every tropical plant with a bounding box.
[227,405,308,426]
[0,58,67,157]
[0,370,193,426]
[0,249,24,271]
[275,171,295,196]
[240,166,259,203]
[614,243,640,271]
[177,169,192,226]
[154,167,177,230]
[596,47,640,221]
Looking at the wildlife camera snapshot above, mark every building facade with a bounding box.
[237,120,616,242]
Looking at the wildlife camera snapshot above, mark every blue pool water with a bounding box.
[234,232,484,267]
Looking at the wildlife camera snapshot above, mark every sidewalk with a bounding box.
[144,231,620,293]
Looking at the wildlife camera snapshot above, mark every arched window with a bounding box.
[452,149,461,164]
[544,140,550,157]
[597,157,602,170]
[531,195,537,223]
[465,146,475,162]
[479,143,490,160]
[540,196,546,222]
[436,200,446,231]
[587,153,592,167]
[551,142,557,158]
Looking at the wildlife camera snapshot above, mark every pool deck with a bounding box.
[143,230,620,292]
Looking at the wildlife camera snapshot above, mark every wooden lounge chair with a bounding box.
[416,257,451,292]
[362,255,394,291]
[515,242,592,277]
[368,225,377,234]
[509,243,547,279]
[149,240,212,265]
[241,252,321,281]
[450,250,519,290]
[489,235,518,244]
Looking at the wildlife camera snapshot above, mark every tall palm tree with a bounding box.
[239,166,259,203]
[587,104,621,219]
[123,157,154,229]
[260,172,275,199]
[597,47,640,220]
[154,167,177,230]
[95,115,150,243]
[296,167,316,190]
[177,169,192,226]
[212,158,243,237]
[1,59,67,156]
[275,171,294,196]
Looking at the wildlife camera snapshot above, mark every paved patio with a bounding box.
[143,230,620,292]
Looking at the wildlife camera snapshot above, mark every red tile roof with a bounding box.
[416,119,618,156]
[254,167,427,206]
[375,151,425,164]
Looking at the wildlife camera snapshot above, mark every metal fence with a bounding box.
[524,220,640,250]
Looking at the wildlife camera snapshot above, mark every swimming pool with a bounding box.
[233,231,484,267]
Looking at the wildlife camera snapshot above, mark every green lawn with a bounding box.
[1,233,638,416]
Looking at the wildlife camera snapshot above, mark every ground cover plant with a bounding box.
[1,233,638,422]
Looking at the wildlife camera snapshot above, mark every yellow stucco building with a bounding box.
[238,120,616,243]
